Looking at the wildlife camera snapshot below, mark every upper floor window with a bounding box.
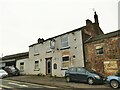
[61,35,69,48]
[46,41,52,53]
[34,45,39,55]
[96,45,104,55]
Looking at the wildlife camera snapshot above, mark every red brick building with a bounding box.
[84,30,120,76]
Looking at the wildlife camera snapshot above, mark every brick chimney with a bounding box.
[94,11,99,26]
[38,38,44,44]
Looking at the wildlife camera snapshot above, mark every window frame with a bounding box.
[77,67,86,73]
[46,41,52,53]
[20,62,24,71]
[61,35,69,48]
[95,46,104,55]
[62,56,70,62]
[34,45,39,55]
[53,63,57,69]
[34,61,39,71]
[69,67,76,72]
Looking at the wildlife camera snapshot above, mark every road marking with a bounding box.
[8,82,28,87]
[4,79,57,88]
[42,85,57,88]
[0,84,12,88]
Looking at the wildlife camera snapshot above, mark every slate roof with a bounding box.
[85,30,120,43]
[29,22,103,47]
[2,52,29,60]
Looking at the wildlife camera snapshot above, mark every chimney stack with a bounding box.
[94,11,99,26]
[38,38,44,44]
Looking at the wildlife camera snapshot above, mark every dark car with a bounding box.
[65,67,105,85]
[4,66,20,76]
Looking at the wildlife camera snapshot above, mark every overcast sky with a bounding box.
[0,0,119,56]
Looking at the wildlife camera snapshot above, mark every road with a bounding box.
[0,79,59,90]
[0,79,115,90]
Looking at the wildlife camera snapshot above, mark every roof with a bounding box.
[29,26,85,47]
[2,52,29,60]
[85,30,120,43]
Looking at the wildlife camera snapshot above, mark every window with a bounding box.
[69,67,76,72]
[46,41,52,52]
[34,61,39,70]
[62,56,69,61]
[53,63,57,69]
[96,46,104,55]
[20,62,24,71]
[34,45,39,55]
[61,35,69,48]
[77,68,85,73]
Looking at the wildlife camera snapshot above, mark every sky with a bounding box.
[0,0,119,56]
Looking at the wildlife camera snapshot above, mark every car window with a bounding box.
[77,68,86,73]
[0,70,6,73]
[69,68,76,72]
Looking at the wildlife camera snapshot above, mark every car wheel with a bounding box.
[110,80,120,89]
[88,78,94,85]
[66,76,71,82]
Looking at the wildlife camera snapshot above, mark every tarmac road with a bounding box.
[0,79,59,90]
[3,76,116,90]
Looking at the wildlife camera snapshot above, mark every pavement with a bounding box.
[4,75,110,89]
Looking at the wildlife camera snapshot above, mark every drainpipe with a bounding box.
[81,30,86,67]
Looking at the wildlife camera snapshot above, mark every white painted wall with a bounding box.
[16,58,29,75]
[28,29,85,77]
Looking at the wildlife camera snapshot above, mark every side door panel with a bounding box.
[76,68,88,82]
[68,67,77,81]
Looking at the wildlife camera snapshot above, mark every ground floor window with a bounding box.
[62,56,70,69]
[62,56,69,61]
[34,61,39,70]
[53,63,57,69]
[20,62,24,71]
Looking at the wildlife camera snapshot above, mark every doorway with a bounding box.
[46,58,52,75]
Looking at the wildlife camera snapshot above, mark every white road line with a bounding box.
[8,82,28,87]
[4,79,57,88]
[0,84,12,88]
[42,85,57,88]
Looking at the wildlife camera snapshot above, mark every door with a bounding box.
[76,67,88,82]
[46,58,52,75]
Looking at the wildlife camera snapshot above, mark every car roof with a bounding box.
[69,67,85,69]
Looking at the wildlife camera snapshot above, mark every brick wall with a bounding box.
[85,35,120,76]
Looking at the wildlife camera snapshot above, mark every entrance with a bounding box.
[46,58,52,75]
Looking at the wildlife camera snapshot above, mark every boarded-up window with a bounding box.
[104,61,118,75]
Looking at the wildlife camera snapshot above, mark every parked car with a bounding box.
[0,69,8,78]
[4,66,20,76]
[106,75,120,89]
[65,67,105,85]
